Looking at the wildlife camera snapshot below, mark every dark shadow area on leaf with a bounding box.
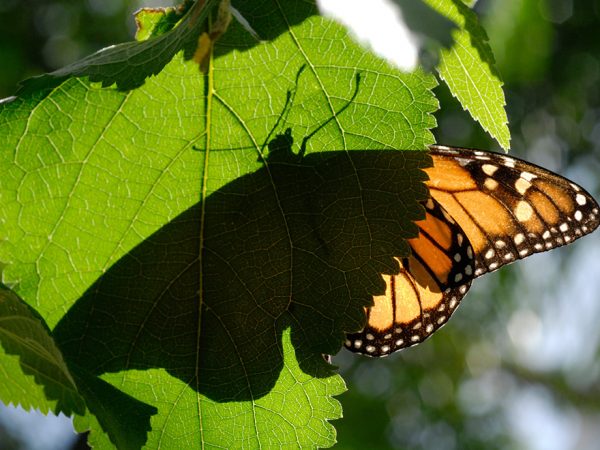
[225,0,318,45]
[0,287,157,448]
[448,0,501,78]
[53,147,431,405]
[70,364,157,450]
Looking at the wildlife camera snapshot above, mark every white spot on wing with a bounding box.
[515,201,534,222]
[482,164,499,176]
[502,157,516,168]
[521,171,537,181]
[515,178,531,195]
[484,178,499,190]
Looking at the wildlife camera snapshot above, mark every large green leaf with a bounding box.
[0,0,439,447]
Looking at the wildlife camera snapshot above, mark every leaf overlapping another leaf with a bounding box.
[0,287,83,415]
[16,0,217,95]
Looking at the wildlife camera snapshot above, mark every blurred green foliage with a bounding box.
[1,0,600,449]
[0,0,135,98]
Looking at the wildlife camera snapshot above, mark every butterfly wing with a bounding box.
[345,197,474,356]
[426,145,600,277]
[345,145,599,357]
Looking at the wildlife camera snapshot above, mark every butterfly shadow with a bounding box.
[51,62,431,444]
[53,145,431,404]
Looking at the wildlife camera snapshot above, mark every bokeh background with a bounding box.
[1,0,600,449]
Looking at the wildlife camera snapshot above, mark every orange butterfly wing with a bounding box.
[345,146,599,357]
[345,197,474,356]
[426,145,600,277]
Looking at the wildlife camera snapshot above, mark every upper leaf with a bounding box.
[16,0,217,95]
[425,0,510,149]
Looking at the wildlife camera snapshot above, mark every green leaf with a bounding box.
[15,0,218,94]
[425,0,510,149]
[0,286,83,415]
[70,366,157,450]
[0,0,439,447]
[134,6,183,42]
[98,328,345,448]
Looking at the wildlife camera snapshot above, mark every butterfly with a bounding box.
[345,145,600,356]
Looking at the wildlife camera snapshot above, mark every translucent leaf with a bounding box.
[425,0,510,149]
